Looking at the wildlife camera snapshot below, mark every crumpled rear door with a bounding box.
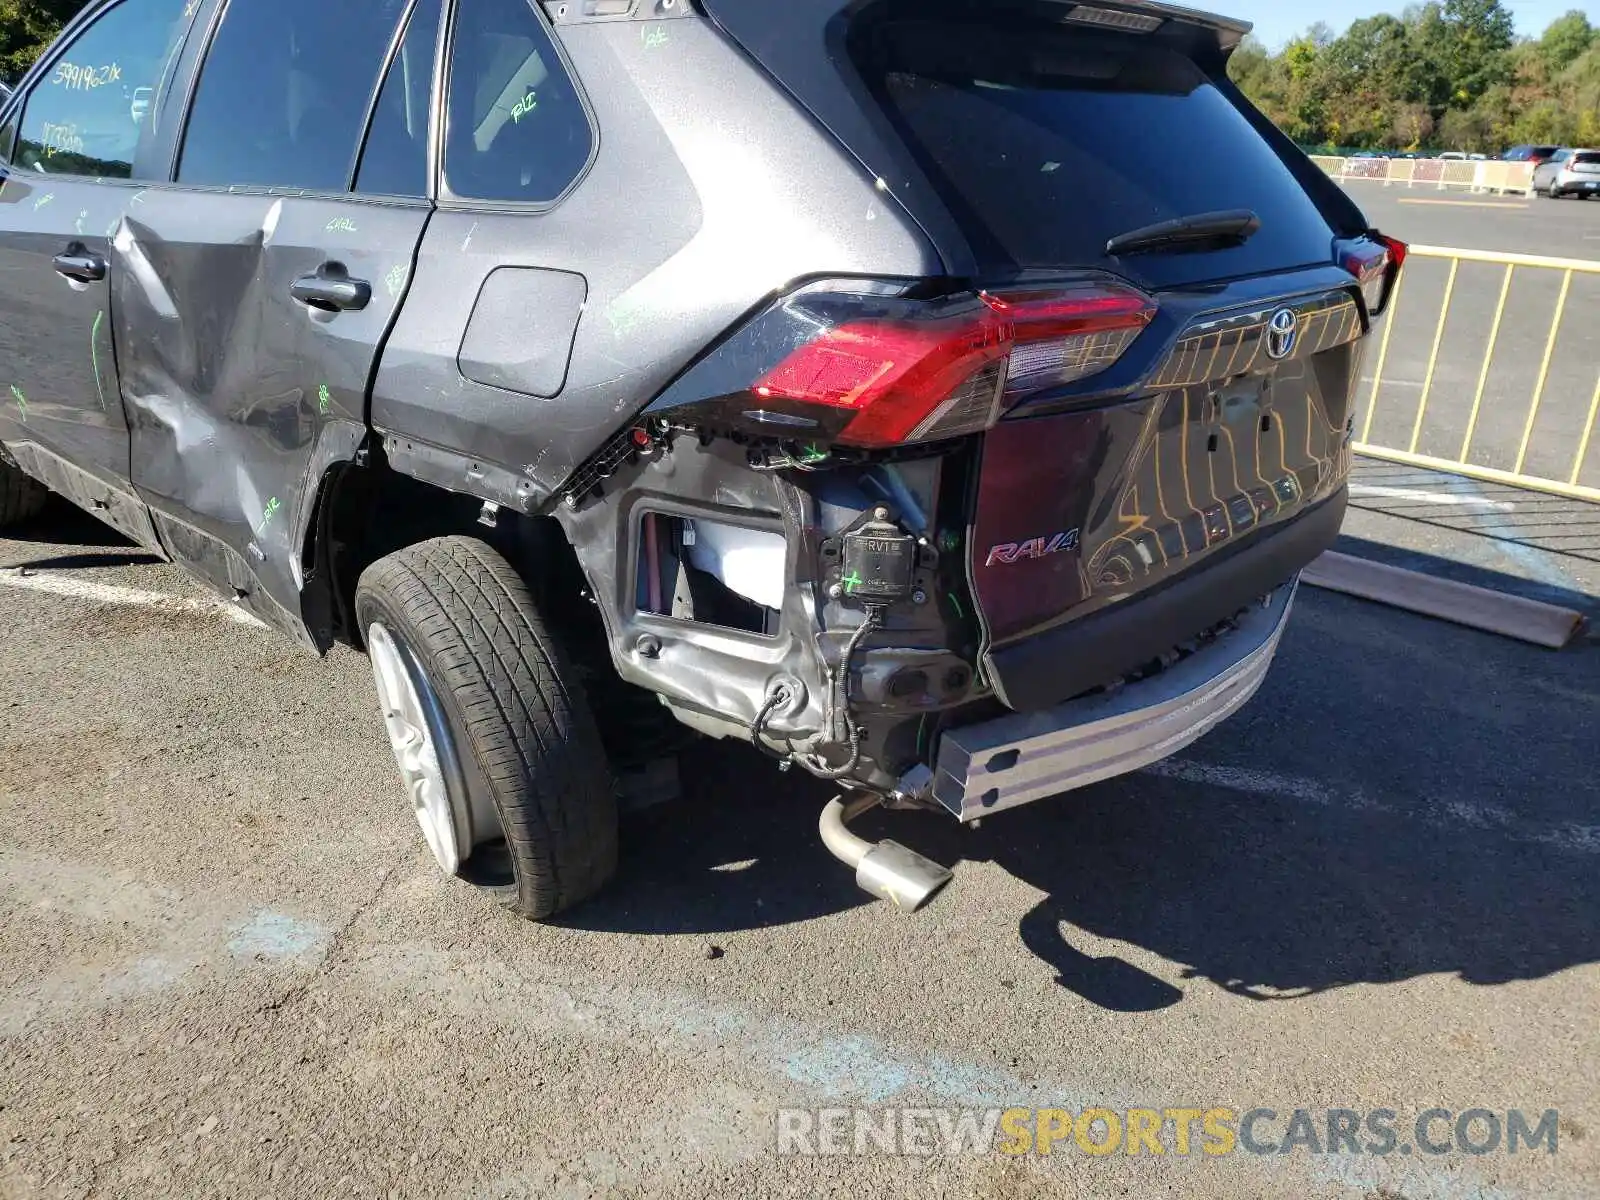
[116,194,429,641]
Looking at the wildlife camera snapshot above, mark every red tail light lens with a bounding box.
[1340,233,1407,317]
[753,316,1010,447]
[985,286,1155,402]
[1374,232,1408,270]
[748,283,1156,447]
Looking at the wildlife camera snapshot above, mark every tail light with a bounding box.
[647,279,1156,449]
[1339,233,1407,317]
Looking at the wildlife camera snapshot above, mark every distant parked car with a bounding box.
[1533,148,1600,199]
[1503,144,1561,165]
[1436,151,1468,160]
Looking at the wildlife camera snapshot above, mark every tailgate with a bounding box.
[969,289,1360,708]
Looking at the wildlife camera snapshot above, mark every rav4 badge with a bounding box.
[985,529,1081,566]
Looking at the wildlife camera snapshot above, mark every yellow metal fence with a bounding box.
[1356,244,1600,502]
[1309,155,1537,196]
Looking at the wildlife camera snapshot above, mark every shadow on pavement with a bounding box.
[566,588,1600,1012]
[4,550,164,571]
[2,495,145,552]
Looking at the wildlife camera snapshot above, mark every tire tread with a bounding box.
[356,536,617,919]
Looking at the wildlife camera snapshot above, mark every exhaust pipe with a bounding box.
[818,792,954,912]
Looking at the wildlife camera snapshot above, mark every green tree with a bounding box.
[1439,0,1515,107]
[1537,9,1593,74]
[0,0,85,84]
[1229,4,1592,153]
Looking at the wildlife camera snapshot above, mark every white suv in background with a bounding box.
[1533,149,1600,199]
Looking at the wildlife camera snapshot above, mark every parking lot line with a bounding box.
[0,567,267,628]
[1146,757,1600,854]
[1348,483,1515,510]
[1396,198,1529,208]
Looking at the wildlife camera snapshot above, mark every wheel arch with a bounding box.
[297,444,606,657]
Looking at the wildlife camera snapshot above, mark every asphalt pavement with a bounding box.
[1338,181,1600,489]
[1,477,1596,1199]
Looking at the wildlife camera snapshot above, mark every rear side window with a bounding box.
[1573,152,1600,166]
[854,20,1337,285]
[356,0,444,196]
[443,0,593,204]
[12,0,193,179]
[179,0,412,191]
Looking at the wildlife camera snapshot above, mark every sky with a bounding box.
[1233,0,1596,50]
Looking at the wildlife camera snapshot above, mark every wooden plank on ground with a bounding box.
[1302,552,1588,649]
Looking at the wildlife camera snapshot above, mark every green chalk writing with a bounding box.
[317,384,331,416]
[254,496,282,538]
[75,210,88,236]
[511,90,539,123]
[841,571,863,594]
[606,297,645,339]
[34,193,56,212]
[385,264,406,298]
[326,217,358,234]
[10,385,28,421]
[642,26,670,48]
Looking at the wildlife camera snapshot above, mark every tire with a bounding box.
[355,535,618,920]
[0,457,48,529]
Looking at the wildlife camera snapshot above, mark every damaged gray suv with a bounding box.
[0,0,1402,917]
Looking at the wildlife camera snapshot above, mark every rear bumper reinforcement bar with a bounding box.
[928,582,1297,822]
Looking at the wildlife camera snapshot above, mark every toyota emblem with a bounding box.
[1265,308,1298,360]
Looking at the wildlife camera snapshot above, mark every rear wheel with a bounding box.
[0,458,48,529]
[355,535,618,919]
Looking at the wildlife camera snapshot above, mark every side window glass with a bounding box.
[355,0,443,196]
[14,0,193,180]
[444,0,593,204]
[178,0,411,191]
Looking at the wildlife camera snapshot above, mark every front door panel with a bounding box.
[115,191,428,637]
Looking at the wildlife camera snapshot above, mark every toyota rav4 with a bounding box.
[0,0,1402,917]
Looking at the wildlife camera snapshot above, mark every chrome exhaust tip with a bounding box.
[818,793,954,912]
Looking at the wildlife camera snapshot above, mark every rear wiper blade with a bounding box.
[1105,209,1260,257]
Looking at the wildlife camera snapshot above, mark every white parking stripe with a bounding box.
[0,567,267,628]
[1147,758,1600,855]
[1348,483,1516,510]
